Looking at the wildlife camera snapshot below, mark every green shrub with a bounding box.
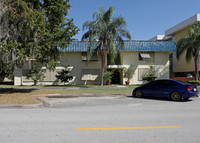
[142,73,157,82]
[186,80,200,85]
[26,64,46,85]
[124,65,134,81]
[56,69,73,85]
[103,71,113,82]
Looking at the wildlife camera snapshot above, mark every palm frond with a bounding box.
[114,36,125,50]
[93,11,103,21]
[118,29,132,40]
[87,40,95,61]
[82,21,91,31]
[176,38,191,60]
[82,30,91,41]
[112,16,127,28]
[97,7,106,15]
[185,46,193,63]
[110,27,117,37]
[115,51,123,65]
[103,6,115,24]
[189,24,200,38]
[196,35,200,44]
[107,39,117,65]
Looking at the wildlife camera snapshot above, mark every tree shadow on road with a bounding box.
[0,88,37,94]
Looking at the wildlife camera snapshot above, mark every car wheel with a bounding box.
[135,90,143,98]
[171,92,182,101]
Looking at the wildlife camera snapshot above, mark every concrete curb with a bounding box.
[33,93,131,98]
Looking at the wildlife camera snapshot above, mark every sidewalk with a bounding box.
[29,85,130,90]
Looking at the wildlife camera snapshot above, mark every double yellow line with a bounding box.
[78,126,181,131]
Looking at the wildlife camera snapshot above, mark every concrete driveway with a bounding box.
[40,94,199,108]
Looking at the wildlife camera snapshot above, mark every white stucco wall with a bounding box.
[14,51,170,85]
[122,51,170,84]
[14,69,23,86]
[59,52,101,85]
[14,52,101,85]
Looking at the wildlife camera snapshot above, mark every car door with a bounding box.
[142,81,160,97]
[155,80,176,98]
[143,80,173,97]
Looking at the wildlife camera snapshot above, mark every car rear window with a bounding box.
[176,80,191,85]
[147,80,176,86]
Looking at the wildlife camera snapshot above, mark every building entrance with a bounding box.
[108,69,122,84]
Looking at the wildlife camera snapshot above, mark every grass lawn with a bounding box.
[0,89,54,104]
[0,84,199,104]
[0,85,135,104]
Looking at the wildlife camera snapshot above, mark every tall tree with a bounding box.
[177,23,200,81]
[0,0,19,81]
[82,6,131,86]
[0,0,79,82]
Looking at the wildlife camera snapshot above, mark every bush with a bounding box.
[187,80,200,85]
[142,73,157,82]
[103,71,113,82]
[124,65,134,81]
[26,64,46,85]
[56,69,73,85]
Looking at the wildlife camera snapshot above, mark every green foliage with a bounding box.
[187,80,200,85]
[26,64,46,85]
[0,0,79,82]
[82,6,131,86]
[56,69,73,85]
[103,71,113,82]
[177,23,200,81]
[142,73,157,82]
[142,61,157,82]
[0,61,14,82]
[124,65,134,81]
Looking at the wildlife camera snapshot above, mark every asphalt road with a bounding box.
[0,95,200,143]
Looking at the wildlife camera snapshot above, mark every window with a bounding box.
[81,69,100,81]
[139,52,154,62]
[81,52,98,61]
[147,81,160,86]
[148,80,176,86]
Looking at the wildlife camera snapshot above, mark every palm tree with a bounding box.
[177,23,200,81]
[82,6,131,86]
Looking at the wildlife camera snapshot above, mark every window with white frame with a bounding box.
[139,52,155,62]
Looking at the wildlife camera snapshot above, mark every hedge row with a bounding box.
[186,80,200,85]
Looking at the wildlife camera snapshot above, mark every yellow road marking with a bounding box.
[78,126,182,131]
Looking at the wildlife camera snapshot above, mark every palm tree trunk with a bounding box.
[100,42,108,86]
[194,49,199,81]
[100,56,104,86]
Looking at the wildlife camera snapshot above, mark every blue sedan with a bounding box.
[132,79,198,101]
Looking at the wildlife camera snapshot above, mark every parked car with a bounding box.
[186,73,193,78]
[132,79,198,101]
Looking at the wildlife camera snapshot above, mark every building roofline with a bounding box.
[64,40,176,52]
[165,14,200,36]
[149,35,172,41]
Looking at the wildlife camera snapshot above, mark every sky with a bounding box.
[68,0,200,41]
